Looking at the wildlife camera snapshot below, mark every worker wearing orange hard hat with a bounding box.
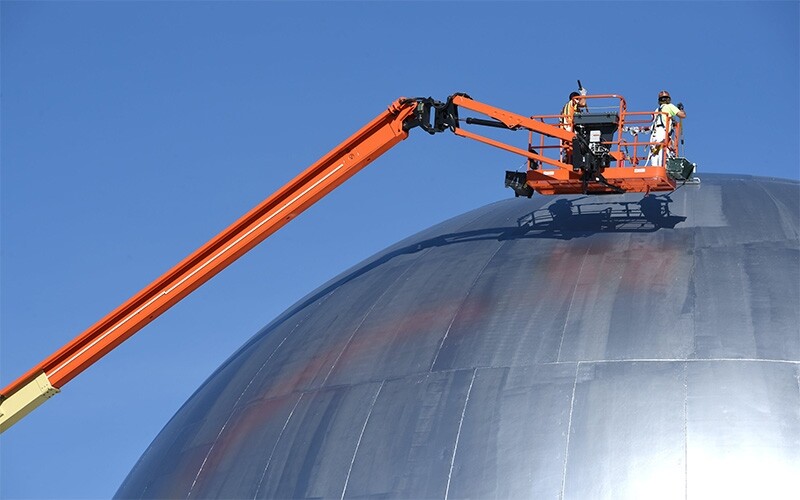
[648,90,686,167]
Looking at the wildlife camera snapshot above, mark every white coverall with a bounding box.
[649,102,682,166]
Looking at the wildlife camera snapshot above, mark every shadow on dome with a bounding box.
[253,193,687,345]
[517,192,687,238]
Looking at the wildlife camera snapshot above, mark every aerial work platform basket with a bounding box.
[508,94,697,196]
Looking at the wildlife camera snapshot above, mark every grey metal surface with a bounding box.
[116,174,800,499]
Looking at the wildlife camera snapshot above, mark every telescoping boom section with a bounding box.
[0,92,696,432]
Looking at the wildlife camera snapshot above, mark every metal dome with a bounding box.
[116,174,799,499]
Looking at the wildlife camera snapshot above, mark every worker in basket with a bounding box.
[560,89,588,164]
[648,90,686,166]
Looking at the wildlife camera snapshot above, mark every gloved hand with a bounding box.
[579,87,587,96]
[677,102,684,111]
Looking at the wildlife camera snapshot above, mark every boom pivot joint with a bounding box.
[401,93,468,134]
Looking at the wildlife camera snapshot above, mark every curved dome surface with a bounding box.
[117,174,799,499]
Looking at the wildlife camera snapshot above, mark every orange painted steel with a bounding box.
[1,98,417,400]
[527,166,677,195]
[441,93,682,195]
[452,94,576,143]
[1,93,692,431]
[523,94,681,194]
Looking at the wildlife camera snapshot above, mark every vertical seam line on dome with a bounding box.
[557,245,591,362]
[430,242,506,372]
[254,392,305,499]
[187,330,293,498]
[192,284,339,496]
[425,205,519,373]
[187,308,317,498]
[755,180,794,239]
[444,367,477,500]
[340,380,385,500]
[683,361,689,499]
[321,246,430,387]
[560,362,580,499]
[686,195,696,500]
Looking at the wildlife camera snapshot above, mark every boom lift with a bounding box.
[0,92,696,432]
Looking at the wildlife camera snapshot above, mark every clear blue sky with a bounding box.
[2,1,798,498]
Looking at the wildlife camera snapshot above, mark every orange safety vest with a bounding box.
[560,100,578,130]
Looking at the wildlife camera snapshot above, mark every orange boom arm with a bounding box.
[0,98,419,432]
[1,93,694,432]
